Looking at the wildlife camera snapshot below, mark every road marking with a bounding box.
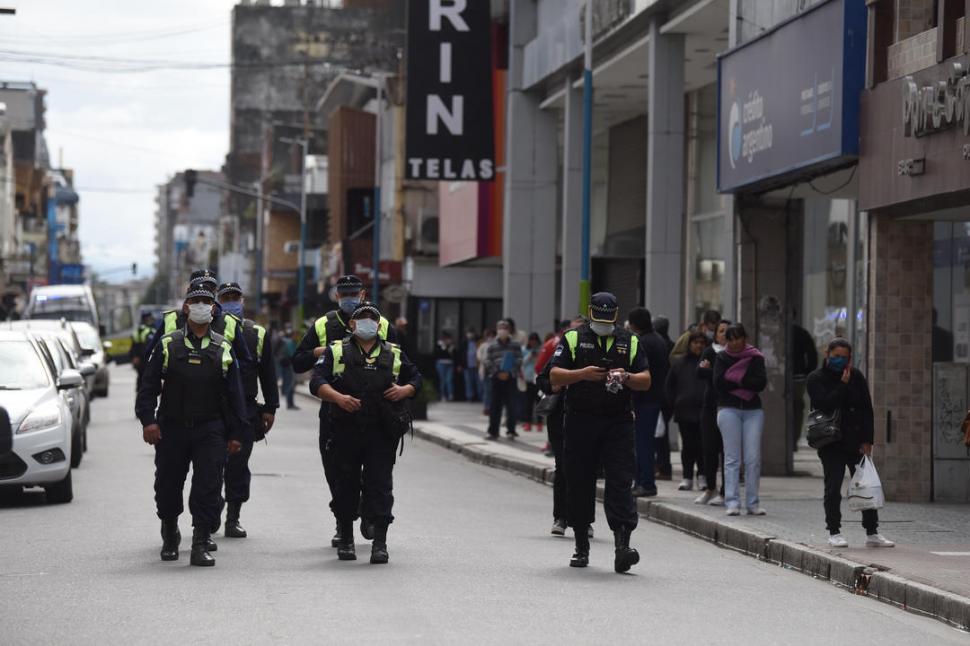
[930,551,970,556]
[1,572,47,577]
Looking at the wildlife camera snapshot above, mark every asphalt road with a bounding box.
[1,369,966,645]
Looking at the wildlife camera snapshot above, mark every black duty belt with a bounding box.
[162,414,222,429]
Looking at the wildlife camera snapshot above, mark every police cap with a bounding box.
[217,281,243,298]
[589,292,619,323]
[185,279,216,302]
[351,301,381,320]
[335,275,364,295]
[190,269,218,289]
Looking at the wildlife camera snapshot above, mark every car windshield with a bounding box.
[28,295,94,324]
[0,341,51,389]
[72,325,99,350]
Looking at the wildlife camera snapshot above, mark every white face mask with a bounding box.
[354,318,379,340]
[590,321,614,337]
[187,302,213,325]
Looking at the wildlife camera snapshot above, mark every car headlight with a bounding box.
[18,402,62,434]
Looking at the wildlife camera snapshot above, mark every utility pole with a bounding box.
[579,0,593,313]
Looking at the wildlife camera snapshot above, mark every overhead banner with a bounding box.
[716,0,866,193]
[406,0,495,181]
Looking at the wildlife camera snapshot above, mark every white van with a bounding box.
[25,285,100,330]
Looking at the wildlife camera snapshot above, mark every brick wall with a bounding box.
[867,213,933,502]
[262,211,300,297]
[887,27,938,79]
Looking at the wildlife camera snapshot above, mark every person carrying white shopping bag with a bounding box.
[806,338,894,549]
[846,456,885,512]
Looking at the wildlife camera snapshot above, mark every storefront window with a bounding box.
[691,214,728,320]
[931,221,970,363]
[801,197,853,355]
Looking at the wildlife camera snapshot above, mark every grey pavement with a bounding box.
[421,402,970,611]
[0,371,966,644]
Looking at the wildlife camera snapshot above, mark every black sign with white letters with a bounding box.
[406,0,495,181]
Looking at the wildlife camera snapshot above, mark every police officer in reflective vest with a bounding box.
[292,274,398,548]
[549,292,652,572]
[136,280,249,567]
[217,282,279,539]
[309,302,421,564]
[130,310,156,388]
[144,269,253,371]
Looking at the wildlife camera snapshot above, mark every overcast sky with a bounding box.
[0,0,241,282]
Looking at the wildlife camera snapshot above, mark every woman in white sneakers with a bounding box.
[806,338,894,549]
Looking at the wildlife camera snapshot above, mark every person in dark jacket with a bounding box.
[666,330,707,491]
[713,323,768,516]
[791,320,819,451]
[651,315,675,480]
[695,320,729,505]
[627,307,668,497]
[806,338,894,548]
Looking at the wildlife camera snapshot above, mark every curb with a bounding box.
[412,423,970,632]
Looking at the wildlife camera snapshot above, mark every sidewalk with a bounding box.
[416,401,970,631]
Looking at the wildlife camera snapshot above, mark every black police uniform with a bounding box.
[135,324,249,564]
[223,317,280,535]
[309,335,421,562]
[291,285,398,546]
[550,320,647,568]
[144,307,253,371]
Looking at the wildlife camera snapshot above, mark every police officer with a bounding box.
[136,280,249,567]
[549,292,651,572]
[130,310,156,388]
[292,274,398,548]
[309,302,421,564]
[216,282,279,538]
[144,269,252,371]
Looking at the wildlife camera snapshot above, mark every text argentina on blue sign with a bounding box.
[406,0,494,181]
[716,0,866,192]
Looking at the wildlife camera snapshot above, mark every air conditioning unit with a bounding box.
[412,207,439,255]
[282,240,300,254]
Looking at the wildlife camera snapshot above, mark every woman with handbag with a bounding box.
[806,338,894,548]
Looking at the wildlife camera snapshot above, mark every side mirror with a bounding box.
[57,369,84,390]
[78,362,97,378]
[80,348,95,358]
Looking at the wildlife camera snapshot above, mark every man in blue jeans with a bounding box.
[626,307,669,497]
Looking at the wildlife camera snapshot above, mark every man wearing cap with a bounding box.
[136,280,250,567]
[217,282,279,539]
[549,292,652,573]
[143,269,253,373]
[292,274,397,549]
[130,310,156,389]
[309,302,421,564]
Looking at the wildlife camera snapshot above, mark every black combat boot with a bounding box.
[360,517,375,541]
[570,525,590,568]
[336,520,356,561]
[331,520,342,548]
[160,519,180,562]
[190,527,216,567]
[225,502,247,538]
[613,527,640,573]
[370,520,389,565]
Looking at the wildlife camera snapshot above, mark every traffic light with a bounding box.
[131,262,137,276]
[184,169,197,197]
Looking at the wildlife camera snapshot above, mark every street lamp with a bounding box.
[279,136,309,325]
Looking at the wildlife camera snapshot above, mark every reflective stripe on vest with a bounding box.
[628,334,639,367]
[222,315,238,344]
[563,330,579,361]
[163,310,179,335]
[330,340,400,379]
[379,317,389,340]
[161,335,174,370]
[255,324,266,359]
[330,340,346,376]
[219,339,232,376]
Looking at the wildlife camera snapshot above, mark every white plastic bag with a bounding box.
[846,456,885,511]
[655,414,666,439]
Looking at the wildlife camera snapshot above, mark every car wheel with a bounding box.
[45,471,73,504]
[70,429,83,468]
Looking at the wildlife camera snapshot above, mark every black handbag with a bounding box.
[806,408,842,449]
[534,392,562,418]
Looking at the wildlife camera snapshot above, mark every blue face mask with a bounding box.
[339,297,360,314]
[221,301,243,318]
[827,356,849,372]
